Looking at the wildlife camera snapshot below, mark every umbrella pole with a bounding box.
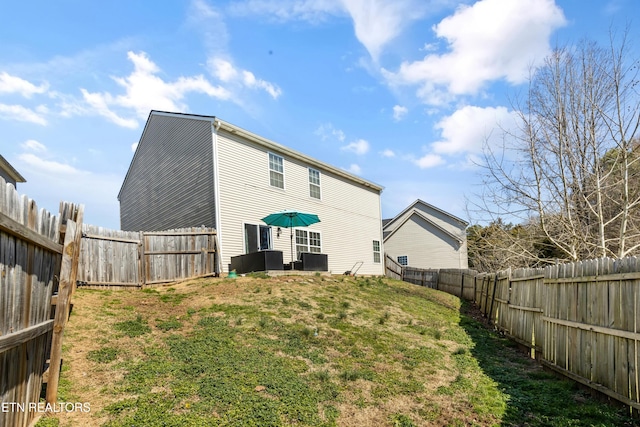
[290,228,294,263]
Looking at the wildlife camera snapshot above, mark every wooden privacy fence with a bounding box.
[384,254,403,280]
[396,259,640,412]
[403,267,439,289]
[438,269,476,300]
[0,177,83,427]
[77,224,219,289]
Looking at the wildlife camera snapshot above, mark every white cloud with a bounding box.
[383,0,566,104]
[413,153,444,169]
[228,0,435,61]
[81,89,138,129]
[209,57,282,99]
[212,58,238,82]
[16,151,122,228]
[80,51,232,128]
[131,142,139,152]
[340,0,428,61]
[21,139,47,152]
[0,103,47,125]
[242,70,282,99]
[315,123,346,142]
[228,0,343,23]
[18,153,84,175]
[341,138,370,155]
[380,149,395,158]
[392,105,408,121]
[0,72,49,98]
[346,163,362,174]
[188,0,230,51]
[431,105,519,155]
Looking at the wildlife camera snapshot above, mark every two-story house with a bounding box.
[118,111,385,275]
[383,199,468,269]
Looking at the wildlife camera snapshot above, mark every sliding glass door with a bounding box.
[244,224,272,253]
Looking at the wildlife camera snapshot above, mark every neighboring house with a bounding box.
[383,200,468,269]
[118,111,385,275]
[0,155,26,188]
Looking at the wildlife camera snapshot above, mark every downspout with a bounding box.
[377,190,385,276]
[212,119,224,273]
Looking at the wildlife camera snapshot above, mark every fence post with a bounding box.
[46,208,83,405]
[483,275,490,316]
[488,273,499,324]
[460,272,465,299]
[142,232,149,287]
[138,231,146,288]
[473,275,477,304]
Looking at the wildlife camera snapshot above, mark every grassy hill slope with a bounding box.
[43,275,638,427]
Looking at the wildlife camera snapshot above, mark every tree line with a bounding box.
[469,30,640,272]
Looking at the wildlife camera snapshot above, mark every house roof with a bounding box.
[120,110,384,199]
[0,155,26,183]
[383,209,464,244]
[382,199,468,232]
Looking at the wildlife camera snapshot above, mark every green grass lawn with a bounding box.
[42,275,639,427]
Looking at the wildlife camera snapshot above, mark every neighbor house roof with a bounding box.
[119,110,384,199]
[383,199,468,232]
[0,155,26,184]
[383,209,464,244]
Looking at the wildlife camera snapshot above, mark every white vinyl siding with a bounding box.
[308,168,321,199]
[269,152,284,189]
[215,128,384,275]
[384,212,467,269]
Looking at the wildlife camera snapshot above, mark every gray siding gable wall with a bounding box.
[119,114,216,231]
[383,199,469,269]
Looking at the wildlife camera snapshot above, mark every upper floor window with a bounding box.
[308,168,321,199]
[269,153,284,189]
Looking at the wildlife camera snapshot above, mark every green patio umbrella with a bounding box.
[261,210,320,262]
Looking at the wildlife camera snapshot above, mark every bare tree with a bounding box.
[476,30,640,262]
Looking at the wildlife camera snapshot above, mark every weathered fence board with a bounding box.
[384,254,403,280]
[387,256,640,412]
[0,177,82,427]
[76,225,218,289]
[403,267,439,288]
[46,215,84,406]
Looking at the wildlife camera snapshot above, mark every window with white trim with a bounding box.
[373,240,381,263]
[308,168,321,199]
[295,229,322,258]
[397,255,408,266]
[269,153,284,189]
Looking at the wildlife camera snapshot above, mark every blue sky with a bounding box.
[1,0,637,230]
